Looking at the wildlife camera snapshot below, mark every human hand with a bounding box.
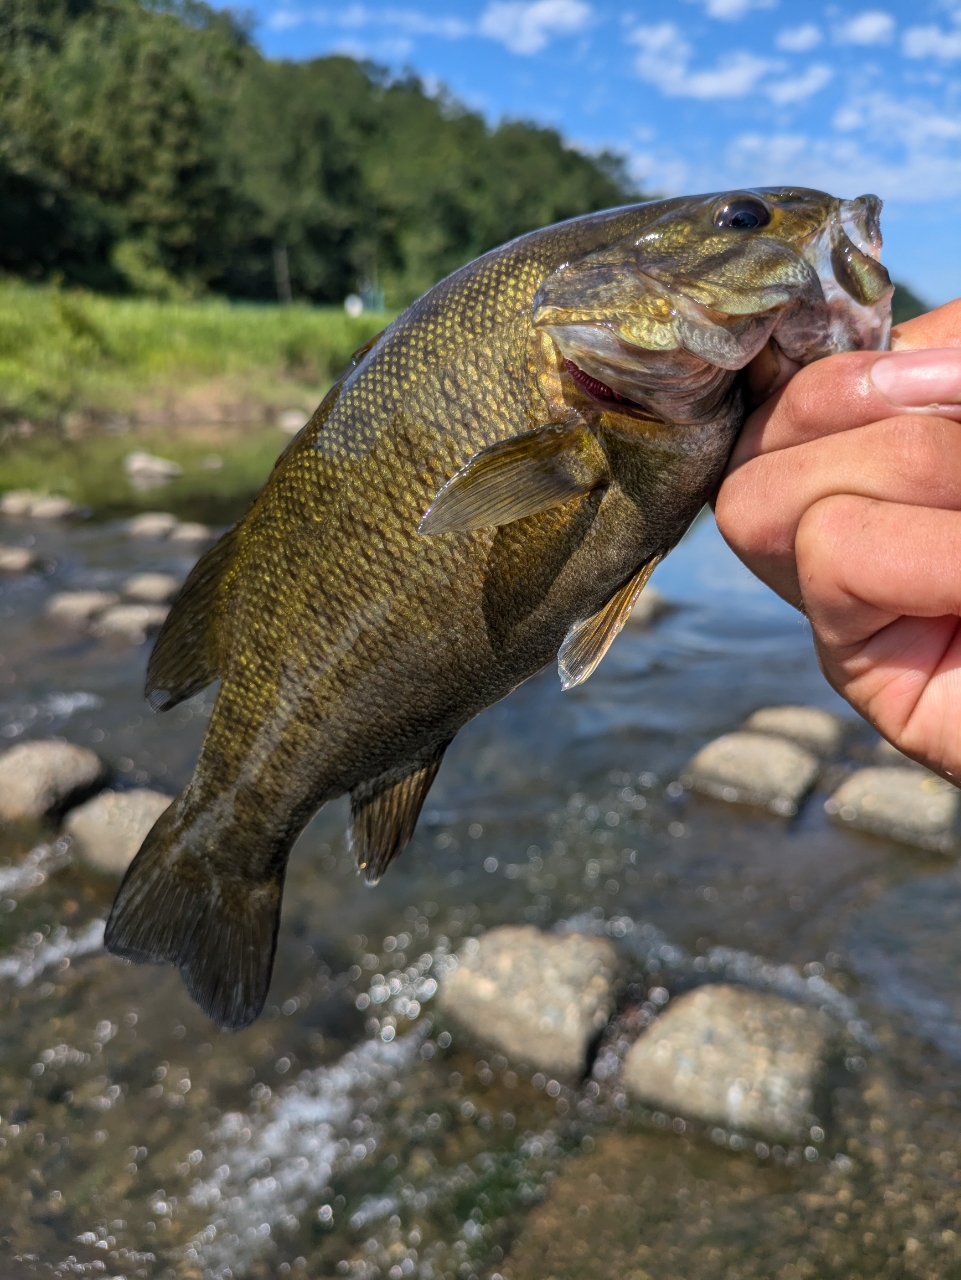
[715,299,961,781]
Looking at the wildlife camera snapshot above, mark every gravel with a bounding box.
[743,705,846,756]
[64,788,172,874]
[437,925,619,1076]
[685,731,820,816]
[45,590,119,625]
[825,766,960,852]
[0,739,104,821]
[622,984,830,1140]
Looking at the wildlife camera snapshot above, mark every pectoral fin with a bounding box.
[558,556,661,690]
[350,748,449,884]
[419,420,608,535]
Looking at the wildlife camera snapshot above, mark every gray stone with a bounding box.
[743,705,845,756]
[0,490,34,516]
[825,766,960,852]
[28,495,77,519]
[625,586,670,628]
[124,451,183,485]
[168,520,213,542]
[0,739,103,821]
[127,511,178,539]
[437,925,619,1076]
[45,590,119,625]
[622,984,830,1139]
[93,603,169,641]
[686,731,819,816]
[64,788,172,874]
[121,572,180,604]
[0,546,38,573]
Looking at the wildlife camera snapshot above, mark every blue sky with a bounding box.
[218,0,961,304]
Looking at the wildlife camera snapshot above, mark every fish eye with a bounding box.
[714,198,771,231]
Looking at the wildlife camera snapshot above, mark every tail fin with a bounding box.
[104,801,282,1030]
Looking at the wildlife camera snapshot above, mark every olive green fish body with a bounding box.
[106,188,893,1028]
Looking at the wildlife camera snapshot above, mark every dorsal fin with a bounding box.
[419,419,608,534]
[349,749,449,884]
[558,556,661,690]
[145,526,238,712]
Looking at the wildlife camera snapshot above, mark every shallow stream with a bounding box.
[2,503,961,1280]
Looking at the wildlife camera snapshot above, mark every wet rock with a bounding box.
[0,546,38,573]
[29,495,77,519]
[743,705,845,756]
[625,585,670,628]
[622,984,830,1139]
[127,511,178,539]
[0,739,104,821]
[437,925,619,1075]
[825,766,960,852]
[45,590,119,625]
[1,491,76,518]
[169,520,213,542]
[685,731,819,816]
[277,408,309,434]
[64,788,172,874]
[124,451,183,486]
[121,572,180,604]
[0,490,34,516]
[94,603,169,641]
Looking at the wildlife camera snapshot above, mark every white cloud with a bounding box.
[775,23,821,52]
[630,23,779,98]
[766,63,832,105]
[686,0,776,19]
[903,24,961,60]
[833,11,895,46]
[478,0,592,55]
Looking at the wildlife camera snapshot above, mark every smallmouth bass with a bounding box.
[105,188,893,1028]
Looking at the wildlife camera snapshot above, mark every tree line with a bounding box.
[0,0,638,307]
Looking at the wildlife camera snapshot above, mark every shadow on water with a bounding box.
[2,506,961,1278]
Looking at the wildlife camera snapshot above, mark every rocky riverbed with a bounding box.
[2,502,961,1280]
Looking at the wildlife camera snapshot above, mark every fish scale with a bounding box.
[105,188,893,1029]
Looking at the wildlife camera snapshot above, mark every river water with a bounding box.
[2,504,961,1280]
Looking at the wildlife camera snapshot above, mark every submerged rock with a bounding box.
[169,520,213,542]
[1,491,76,519]
[826,766,959,852]
[0,546,38,573]
[686,731,819,816]
[437,925,619,1076]
[875,738,924,769]
[45,590,119,626]
[622,984,830,1139]
[743,705,845,756]
[127,511,178,539]
[0,490,34,516]
[94,603,169,641]
[121,572,180,604]
[0,739,103,821]
[65,788,172,874]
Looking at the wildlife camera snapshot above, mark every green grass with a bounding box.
[0,279,388,426]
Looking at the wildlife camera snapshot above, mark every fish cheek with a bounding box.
[480,492,602,653]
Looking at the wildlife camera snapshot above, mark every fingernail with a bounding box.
[871,348,961,407]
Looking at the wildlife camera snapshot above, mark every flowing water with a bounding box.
[2,502,961,1280]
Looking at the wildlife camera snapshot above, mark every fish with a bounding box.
[104,187,893,1029]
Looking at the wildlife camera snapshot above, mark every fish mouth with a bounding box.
[533,189,893,425]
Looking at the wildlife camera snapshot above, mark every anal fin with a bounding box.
[350,749,449,884]
[558,556,662,690]
[419,420,608,535]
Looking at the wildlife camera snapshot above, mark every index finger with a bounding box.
[728,344,961,471]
